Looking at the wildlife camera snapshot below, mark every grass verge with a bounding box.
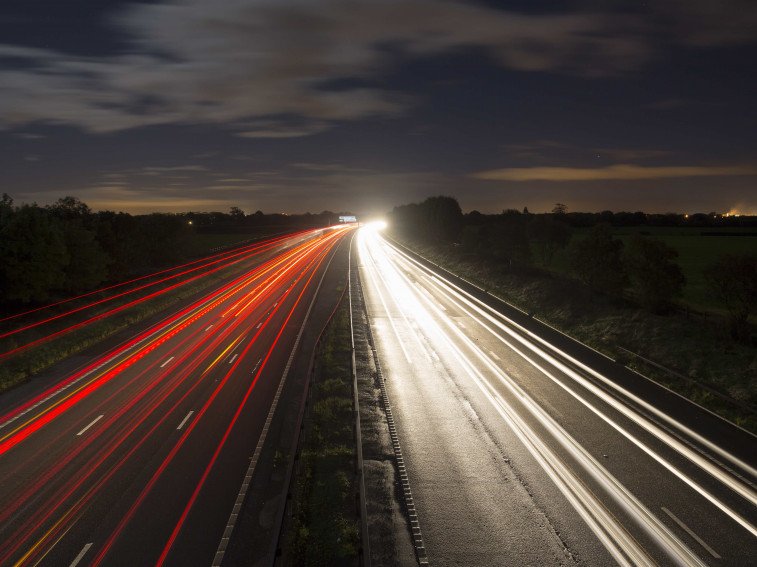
[390,233,757,434]
[287,292,359,566]
[0,239,283,393]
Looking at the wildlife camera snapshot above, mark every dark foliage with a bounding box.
[0,195,350,310]
[529,215,571,266]
[567,224,628,296]
[0,202,68,303]
[625,235,685,313]
[389,196,463,242]
[704,254,757,344]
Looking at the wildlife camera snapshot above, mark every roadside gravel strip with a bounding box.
[351,246,418,567]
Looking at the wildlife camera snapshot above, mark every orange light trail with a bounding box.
[91,226,346,565]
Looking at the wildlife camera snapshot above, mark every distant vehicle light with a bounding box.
[365,220,387,231]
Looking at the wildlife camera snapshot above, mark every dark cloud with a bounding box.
[0,1,655,133]
[1,1,755,216]
[2,1,754,136]
[653,0,757,47]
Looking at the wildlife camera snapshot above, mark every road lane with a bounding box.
[0,224,356,566]
[358,226,757,566]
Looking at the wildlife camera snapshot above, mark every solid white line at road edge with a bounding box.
[661,507,720,559]
[177,411,194,430]
[76,415,103,436]
[69,543,92,567]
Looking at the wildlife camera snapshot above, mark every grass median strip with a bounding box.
[287,294,360,566]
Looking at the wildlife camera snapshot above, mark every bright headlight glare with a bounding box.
[365,220,387,231]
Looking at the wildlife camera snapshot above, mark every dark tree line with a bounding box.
[565,224,686,313]
[570,228,756,341]
[393,198,686,313]
[704,254,757,343]
[545,210,756,229]
[390,199,573,271]
[388,197,757,341]
[0,195,194,305]
[184,209,346,233]
[389,196,464,243]
[0,196,356,309]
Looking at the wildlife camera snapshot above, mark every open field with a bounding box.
[548,226,757,310]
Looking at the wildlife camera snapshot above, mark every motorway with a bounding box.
[357,225,757,566]
[0,224,355,566]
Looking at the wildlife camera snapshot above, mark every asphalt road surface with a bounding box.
[357,225,757,567]
[0,224,355,567]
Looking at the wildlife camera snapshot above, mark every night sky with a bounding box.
[1,0,756,216]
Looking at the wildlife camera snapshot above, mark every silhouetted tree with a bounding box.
[625,235,684,313]
[389,196,463,242]
[599,210,614,225]
[388,203,422,238]
[0,204,68,303]
[567,224,627,296]
[424,196,463,242]
[529,215,571,266]
[47,196,93,223]
[0,193,13,218]
[488,209,531,266]
[704,254,757,344]
[47,196,110,292]
[230,206,245,223]
[466,210,485,225]
[552,203,568,215]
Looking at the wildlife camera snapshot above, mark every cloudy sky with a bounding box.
[1,0,756,215]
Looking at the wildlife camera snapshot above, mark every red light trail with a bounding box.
[0,229,311,325]
[0,230,314,359]
[0,225,355,566]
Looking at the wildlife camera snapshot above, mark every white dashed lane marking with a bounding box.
[77,415,103,437]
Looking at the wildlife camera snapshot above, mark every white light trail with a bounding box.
[358,228,756,566]
[385,240,757,527]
